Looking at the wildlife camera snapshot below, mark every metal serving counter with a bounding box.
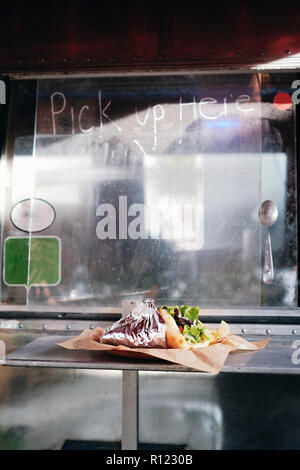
[2,334,299,374]
[3,333,300,449]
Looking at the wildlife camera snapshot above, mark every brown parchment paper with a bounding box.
[58,328,269,373]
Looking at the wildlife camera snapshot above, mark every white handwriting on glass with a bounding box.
[50,91,254,152]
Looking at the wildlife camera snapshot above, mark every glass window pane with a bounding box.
[0,73,297,311]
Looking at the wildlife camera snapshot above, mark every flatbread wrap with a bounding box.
[100,299,230,349]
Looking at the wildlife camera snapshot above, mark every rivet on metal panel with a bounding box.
[42,324,47,330]
[18,323,24,329]
[41,58,46,63]
[235,51,241,57]
[110,57,116,62]
[285,50,292,55]
[132,55,138,60]
[63,57,70,62]
[241,328,246,334]
[185,53,192,59]
[266,329,271,335]
[87,57,92,62]
[292,329,297,335]
[210,52,217,58]
[90,324,95,330]
[66,324,71,330]
[259,51,265,56]
[157,54,164,61]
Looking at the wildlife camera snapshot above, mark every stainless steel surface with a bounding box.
[122,371,138,450]
[7,69,300,80]
[3,335,194,372]
[139,371,223,450]
[3,333,300,375]
[259,200,279,284]
[0,340,5,363]
[2,328,300,449]
[0,305,122,314]
[0,319,115,332]
[0,80,18,306]
[2,318,300,335]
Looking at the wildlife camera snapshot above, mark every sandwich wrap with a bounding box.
[58,299,269,373]
[100,299,230,349]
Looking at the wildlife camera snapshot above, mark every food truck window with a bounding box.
[0,73,297,312]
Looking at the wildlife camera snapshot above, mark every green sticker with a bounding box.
[4,237,60,287]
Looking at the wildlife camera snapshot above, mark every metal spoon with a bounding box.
[259,200,278,284]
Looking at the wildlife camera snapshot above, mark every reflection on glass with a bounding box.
[144,154,204,251]
[0,73,297,310]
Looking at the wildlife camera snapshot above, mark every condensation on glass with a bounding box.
[0,73,297,310]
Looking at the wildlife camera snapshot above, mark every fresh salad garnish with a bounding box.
[161,305,213,345]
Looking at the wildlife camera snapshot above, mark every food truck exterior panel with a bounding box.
[0,1,300,450]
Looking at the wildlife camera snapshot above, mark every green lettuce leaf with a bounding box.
[182,323,204,344]
[179,305,200,322]
[161,305,177,316]
[161,305,200,322]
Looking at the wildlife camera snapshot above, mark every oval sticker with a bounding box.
[10,198,56,233]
